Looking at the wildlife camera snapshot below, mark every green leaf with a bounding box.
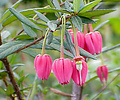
[79,0,101,13]
[116,84,120,89]
[0,40,30,59]
[80,17,95,24]
[6,84,14,96]
[53,0,61,10]
[73,0,81,12]
[0,0,22,24]
[15,35,35,40]
[93,20,109,31]
[0,70,7,79]
[65,29,76,57]
[47,21,57,31]
[65,0,73,11]
[22,23,37,37]
[49,43,74,58]
[71,16,82,31]
[46,32,53,45]
[22,48,38,58]
[3,8,70,27]
[78,47,96,59]
[78,9,115,18]
[9,8,40,30]
[34,11,49,23]
[102,0,120,2]
[47,0,55,8]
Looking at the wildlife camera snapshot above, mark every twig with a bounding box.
[12,29,24,41]
[50,87,75,97]
[79,86,83,100]
[91,72,120,100]
[14,36,44,53]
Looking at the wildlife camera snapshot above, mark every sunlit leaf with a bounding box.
[79,0,101,13]
[78,9,115,18]
[47,21,57,31]
[73,0,81,12]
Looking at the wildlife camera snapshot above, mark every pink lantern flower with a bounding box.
[52,58,73,85]
[96,65,108,83]
[72,56,88,86]
[69,30,85,49]
[34,54,52,80]
[85,31,102,55]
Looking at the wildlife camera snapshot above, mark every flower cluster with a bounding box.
[34,24,108,86]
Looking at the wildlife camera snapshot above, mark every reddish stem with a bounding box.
[84,24,87,35]
[89,24,93,32]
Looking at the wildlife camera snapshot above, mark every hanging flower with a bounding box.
[85,31,102,55]
[72,56,88,86]
[69,29,85,49]
[96,65,108,83]
[52,58,73,85]
[34,54,52,80]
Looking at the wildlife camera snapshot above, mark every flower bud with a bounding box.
[85,31,102,55]
[96,65,108,83]
[52,58,73,85]
[34,54,52,80]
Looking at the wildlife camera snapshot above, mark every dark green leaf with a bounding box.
[93,20,109,31]
[47,0,55,8]
[3,8,70,27]
[78,9,115,18]
[0,40,30,59]
[73,0,81,12]
[71,16,82,31]
[80,17,95,24]
[22,48,38,58]
[79,0,101,13]
[0,70,7,79]
[22,23,37,37]
[0,0,22,24]
[34,11,49,23]
[49,43,74,58]
[46,32,53,45]
[6,84,14,96]
[9,8,40,30]
[116,84,120,89]
[47,21,57,31]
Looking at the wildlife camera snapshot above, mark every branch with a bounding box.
[91,72,120,100]
[14,36,44,53]
[0,29,23,100]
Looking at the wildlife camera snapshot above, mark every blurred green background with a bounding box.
[0,0,120,100]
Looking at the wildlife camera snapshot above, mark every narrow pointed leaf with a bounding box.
[93,20,109,31]
[22,48,38,58]
[46,32,53,44]
[9,8,40,30]
[22,23,37,37]
[34,11,49,23]
[80,17,95,24]
[65,29,76,57]
[65,0,73,11]
[102,0,120,2]
[0,0,22,24]
[0,40,30,59]
[79,0,101,13]
[3,8,70,27]
[73,0,81,12]
[47,21,57,31]
[53,0,61,10]
[71,16,82,31]
[47,0,55,8]
[78,9,115,18]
